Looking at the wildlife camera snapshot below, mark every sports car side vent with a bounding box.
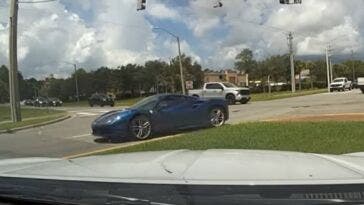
[303,192,364,200]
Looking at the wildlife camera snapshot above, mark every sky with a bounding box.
[0,0,363,79]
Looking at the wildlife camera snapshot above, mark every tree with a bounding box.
[295,60,306,91]
[0,65,9,103]
[170,54,204,91]
[234,48,257,82]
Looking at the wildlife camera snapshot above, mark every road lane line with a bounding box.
[66,133,92,139]
[77,112,98,116]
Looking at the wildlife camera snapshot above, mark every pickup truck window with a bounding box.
[333,79,344,82]
[206,83,223,90]
[222,82,237,88]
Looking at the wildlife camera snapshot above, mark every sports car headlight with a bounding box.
[104,115,122,124]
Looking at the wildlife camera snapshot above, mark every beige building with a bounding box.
[204,69,249,86]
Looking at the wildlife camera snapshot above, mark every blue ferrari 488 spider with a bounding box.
[92,94,229,140]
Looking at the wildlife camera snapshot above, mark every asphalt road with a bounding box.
[1,89,364,159]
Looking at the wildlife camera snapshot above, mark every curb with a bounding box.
[0,114,71,134]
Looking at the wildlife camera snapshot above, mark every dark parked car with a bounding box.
[88,93,114,107]
[47,97,63,107]
[92,94,229,140]
[33,97,50,107]
[23,99,34,106]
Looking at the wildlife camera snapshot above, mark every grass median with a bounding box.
[251,89,326,102]
[0,106,67,131]
[100,121,364,155]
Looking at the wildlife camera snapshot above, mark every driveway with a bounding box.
[1,89,363,159]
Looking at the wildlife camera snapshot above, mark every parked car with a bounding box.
[329,77,351,92]
[47,97,63,107]
[92,94,229,140]
[33,97,50,107]
[88,93,114,107]
[188,82,251,105]
[23,99,34,106]
[358,77,364,94]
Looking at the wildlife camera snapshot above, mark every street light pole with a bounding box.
[9,0,21,122]
[325,46,331,92]
[73,64,79,102]
[351,50,355,81]
[287,32,295,93]
[62,61,79,102]
[153,27,185,94]
[176,37,186,95]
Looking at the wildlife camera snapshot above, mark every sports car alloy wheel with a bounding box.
[209,108,225,127]
[130,116,152,140]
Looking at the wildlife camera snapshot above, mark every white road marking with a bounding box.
[97,110,110,113]
[66,133,92,139]
[76,112,98,116]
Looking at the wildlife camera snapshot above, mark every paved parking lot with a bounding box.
[0,89,363,159]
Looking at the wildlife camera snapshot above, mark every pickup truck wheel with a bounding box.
[192,94,199,98]
[240,99,248,104]
[226,94,235,105]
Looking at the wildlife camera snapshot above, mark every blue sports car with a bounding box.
[92,94,229,140]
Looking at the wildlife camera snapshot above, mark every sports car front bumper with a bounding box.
[91,123,129,138]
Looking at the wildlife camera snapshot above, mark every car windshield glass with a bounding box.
[131,95,159,110]
[334,79,344,82]
[222,82,237,87]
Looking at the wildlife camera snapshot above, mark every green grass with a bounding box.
[0,113,68,131]
[0,106,67,131]
[115,97,143,107]
[100,121,364,155]
[251,89,326,102]
[0,106,65,122]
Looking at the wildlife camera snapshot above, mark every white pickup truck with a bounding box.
[358,77,364,93]
[188,82,251,105]
[329,77,351,92]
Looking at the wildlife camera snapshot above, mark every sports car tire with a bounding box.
[209,107,225,127]
[129,115,152,140]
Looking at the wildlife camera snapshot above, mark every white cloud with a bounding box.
[180,0,364,69]
[148,3,179,20]
[2,0,364,77]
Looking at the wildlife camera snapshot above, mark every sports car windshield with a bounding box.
[130,95,159,110]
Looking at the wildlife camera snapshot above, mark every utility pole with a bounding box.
[9,0,21,122]
[351,50,355,81]
[325,46,331,92]
[329,58,333,82]
[287,32,295,93]
[177,37,186,95]
[73,64,79,102]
